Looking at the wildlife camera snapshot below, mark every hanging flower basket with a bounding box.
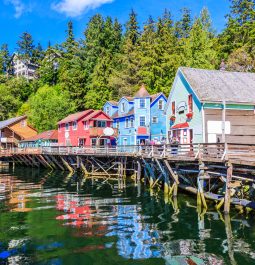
[170,115,176,122]
[186,112,193,119]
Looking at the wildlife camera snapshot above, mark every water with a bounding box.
[0,167,255,265]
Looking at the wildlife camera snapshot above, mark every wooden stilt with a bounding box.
[60,156,74,173]
[224,162,233,214]
[50,155,65,171]
[164,160,179,197]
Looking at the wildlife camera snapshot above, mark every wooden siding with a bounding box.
[204,109,255,144]
[9,119,37,139]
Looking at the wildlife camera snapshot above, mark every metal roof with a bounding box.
[0,116,26,130]
[180,67,255,104]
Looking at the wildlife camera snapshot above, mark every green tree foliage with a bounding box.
[17,32,35,60]
[23,85,75,132]
[0,3,254,131]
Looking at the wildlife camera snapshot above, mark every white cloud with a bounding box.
[51,0,114,17]
[5,0,25,18]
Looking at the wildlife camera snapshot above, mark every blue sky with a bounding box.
[0,0,230,51]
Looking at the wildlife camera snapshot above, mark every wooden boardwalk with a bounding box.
[1,143,255,214]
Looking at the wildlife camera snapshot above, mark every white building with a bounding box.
[10,54,38,80]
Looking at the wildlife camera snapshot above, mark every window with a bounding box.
[84,121,89,129]
[130,118,134,127]
[21,120,26,127]
[73,121,77,130]
[91,138,97,146]
[139,116,146,127]
[95,121,106,128]
[158,100,164,110]
[116,120,120,129]
[172,101,176,115]
[121,102,125,112]
[152,116,158,123]
[106,107,110,115]
[188,94,193,112]
[125,118,129,128]
[65,123,69,131]
[140,99,145,108]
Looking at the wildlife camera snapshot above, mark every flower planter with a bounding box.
[186,112,193,119]
[170,116,176,122]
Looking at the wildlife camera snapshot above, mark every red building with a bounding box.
[58,110,117,147]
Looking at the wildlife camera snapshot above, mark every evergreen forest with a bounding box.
[0,0,254,132]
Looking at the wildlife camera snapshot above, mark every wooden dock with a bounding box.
[1,143,255,214]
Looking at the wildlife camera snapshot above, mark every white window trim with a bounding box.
[152,116,158,123]
[106,106,110,115]
[84,121,89,130]
[139,98,146,109]
[158,99,164,110]
[121,102,125,112]
[130,118,134,127]
[65,123,69,131]
[139,116,146,127]
[73,121,77,130]
[125,118,129,128]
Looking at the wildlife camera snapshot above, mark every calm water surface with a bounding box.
[0,166,255,265]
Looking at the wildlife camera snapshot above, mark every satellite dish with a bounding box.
[103,127,114,136]
[65,132,69,139]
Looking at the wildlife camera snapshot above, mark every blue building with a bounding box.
[103,85,167,145]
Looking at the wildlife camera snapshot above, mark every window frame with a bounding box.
[158,99,164,110]
[121,102,125,112]
[139,116,146,127]
[72,121,77,130]
[130,117,134,127]
[188,94,193,113]
[152,116,158,124]
[65,123,70,131]
[172,101,176,115]
[125,118,129,128]
[139,98,146,109]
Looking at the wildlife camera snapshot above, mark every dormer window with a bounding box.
[121,102,125,112]
[65,123,69,131]
[140,99,145,108]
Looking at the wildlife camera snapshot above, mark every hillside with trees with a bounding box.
[0,0,254,132]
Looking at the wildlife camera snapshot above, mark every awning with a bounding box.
[171,122,189,129]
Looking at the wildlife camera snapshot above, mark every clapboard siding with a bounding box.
[204,109,255,144]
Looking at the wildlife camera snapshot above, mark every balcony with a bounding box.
[0,137,18,144]
[89,127,118,137]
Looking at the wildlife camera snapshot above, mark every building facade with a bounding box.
[58,110,117,147]
[103,85,167,145]
[165,67,255,144]
[19,130,58,148]
[9,54,38,80]
[0,116,38,148]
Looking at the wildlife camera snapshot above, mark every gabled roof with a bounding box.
[112,108,134,119]
[58,110,94,124]
[107,101,118,106]
[82,110,112,122]
[150,93,166,103]
[180,67,255,104]
[0,116,27,130]
[21,130,58,142]
[134,84,150,98]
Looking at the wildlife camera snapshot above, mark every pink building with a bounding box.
[58,110,117,147]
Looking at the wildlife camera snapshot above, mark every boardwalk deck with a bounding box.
[1,143,255,213]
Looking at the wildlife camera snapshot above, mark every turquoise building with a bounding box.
[103,85,167,145]
[165,67,255,144]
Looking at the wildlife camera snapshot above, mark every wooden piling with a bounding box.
[224,162,233,214]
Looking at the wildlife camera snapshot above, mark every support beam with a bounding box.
[224,162,233,214]
[60,156,74,173]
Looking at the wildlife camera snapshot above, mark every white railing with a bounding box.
[1,143,255,164]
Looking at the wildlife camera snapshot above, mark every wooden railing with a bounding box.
[1,143,255,164]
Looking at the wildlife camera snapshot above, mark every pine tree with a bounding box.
[62,21,79,57]
[0,44,10,73]
[175,8,192,39]
[32,43,44,64]
[17,32,35,59]
[110,10,141,96]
